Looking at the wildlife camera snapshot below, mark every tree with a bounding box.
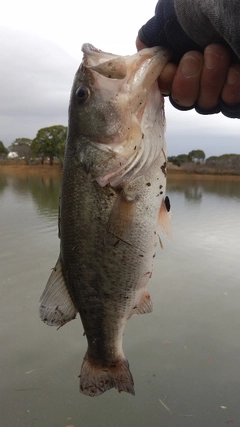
[188,149,205,163]
[31,125,67,165]
[168,154,189,166]
[8,138,32,163]
[0,141,8,157]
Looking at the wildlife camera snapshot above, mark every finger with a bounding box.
[136,36,147,51]
[221,64,240,106]
[197,44,231,110]
[158,62,177,95]
[171,51,203,107]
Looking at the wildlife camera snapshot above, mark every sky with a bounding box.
[1,0,239,158]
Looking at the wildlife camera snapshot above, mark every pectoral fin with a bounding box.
[39,257,77,327]
[107,191,136,241]
[158,197,172,240]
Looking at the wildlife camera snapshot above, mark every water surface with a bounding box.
[1,171,240,427]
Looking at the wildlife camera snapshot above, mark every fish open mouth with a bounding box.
[81,43,171,92]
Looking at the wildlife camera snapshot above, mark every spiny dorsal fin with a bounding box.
[39,256,77,327]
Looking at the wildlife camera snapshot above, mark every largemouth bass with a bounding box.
[39,43,171,397]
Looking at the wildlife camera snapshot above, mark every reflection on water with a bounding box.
[1,171,240,427]
[168,174,240,200]
[0,173,61,218]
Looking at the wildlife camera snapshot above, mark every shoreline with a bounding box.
[1,163,240,181]
[0,164,62,177]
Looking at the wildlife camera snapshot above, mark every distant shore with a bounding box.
[1,162,240,180]
[0,163,62,176]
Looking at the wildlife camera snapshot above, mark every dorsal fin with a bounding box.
[39,257,77,327]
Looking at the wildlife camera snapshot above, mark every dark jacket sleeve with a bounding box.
[138,0,240,61]
[174,0,240,61]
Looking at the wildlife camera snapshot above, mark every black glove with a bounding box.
[138,0,240,118]
[138,0,202,63]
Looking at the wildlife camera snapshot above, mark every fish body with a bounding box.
[39,44,171,397]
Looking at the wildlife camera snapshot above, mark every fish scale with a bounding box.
[39,43,171,396]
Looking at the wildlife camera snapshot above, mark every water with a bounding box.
[1,170,240,427]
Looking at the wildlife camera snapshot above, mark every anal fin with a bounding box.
[135,290,153,314]
[39,256,77,327]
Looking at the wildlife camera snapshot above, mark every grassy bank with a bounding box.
[1,162,240,181]
[168,162,240,177]
[0,163,62,177]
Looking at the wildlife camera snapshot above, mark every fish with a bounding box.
[39,43,171,397]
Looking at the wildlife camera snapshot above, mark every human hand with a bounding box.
[158,43,240,115]
[136,40,240,118]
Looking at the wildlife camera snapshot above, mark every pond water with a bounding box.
[1,170,240,427]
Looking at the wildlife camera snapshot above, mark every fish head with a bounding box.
[68,44,131,144]
[67,43,171,186]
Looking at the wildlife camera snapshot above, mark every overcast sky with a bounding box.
[1,0,239,157]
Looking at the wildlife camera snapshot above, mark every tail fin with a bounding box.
[79,354,135,397]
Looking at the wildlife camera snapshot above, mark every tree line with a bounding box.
[168,150,206,166]
[0,125,67,165]
[1,130,239,171]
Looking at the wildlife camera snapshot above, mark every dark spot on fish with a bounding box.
[108,74,112,78]
[161,162,167,177]
[134,146,137,150]
[142,133,144,139]
[153,253,156,258]
[133,305,137,309]
[120,162,122,166]
[165,196,171,212]
[146,182,151,186]
[160,191,163,195]
[159,185,163,189]
[139,254,144,257]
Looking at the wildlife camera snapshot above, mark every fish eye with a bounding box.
[75,85,90,101]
